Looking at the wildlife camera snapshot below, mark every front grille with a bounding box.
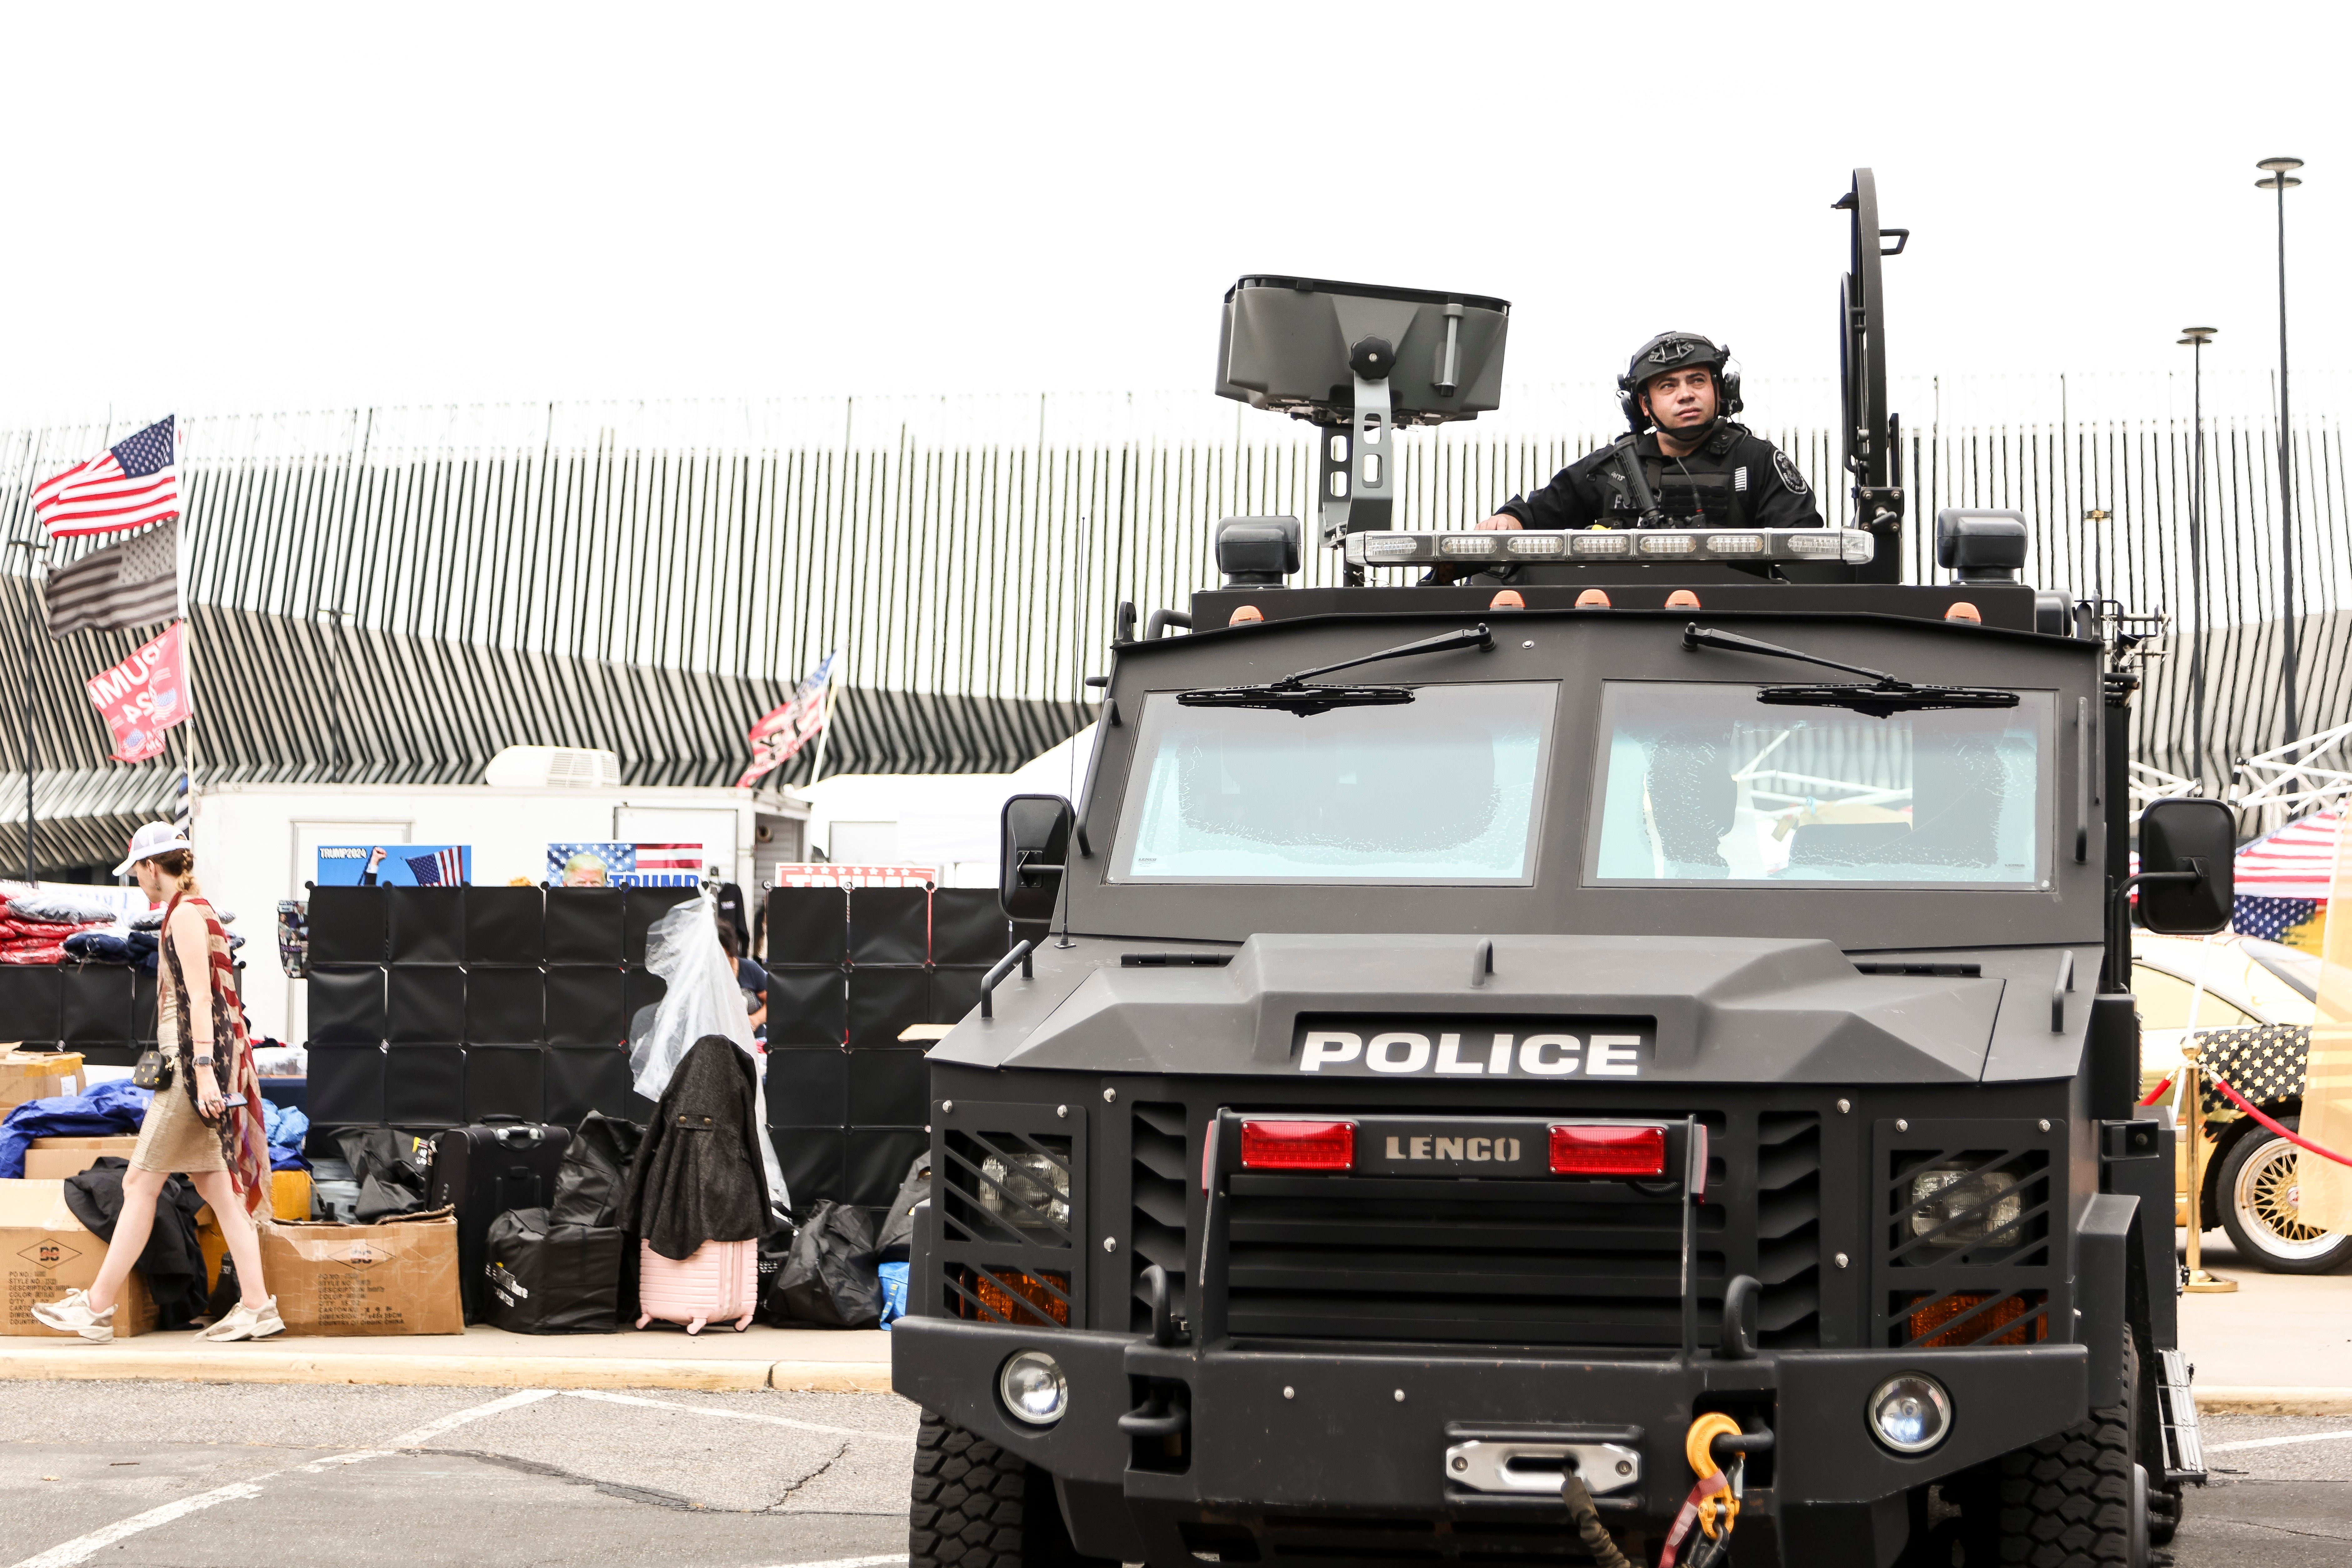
[1875,1120,2062,1350]
[931,1105,1089,1328]
[1129,1101,1190,1332]
[1217,1108,1819,1350]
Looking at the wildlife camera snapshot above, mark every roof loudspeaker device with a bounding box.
[1217,516,1302,588]
[1934,510,2029,584]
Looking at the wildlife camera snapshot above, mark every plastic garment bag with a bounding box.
[636,896,791,1216]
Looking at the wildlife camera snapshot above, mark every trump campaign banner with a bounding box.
[547,842,706,888]
[315,845,473,887]
[85,621,191,764]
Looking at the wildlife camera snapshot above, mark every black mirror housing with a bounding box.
[2136,797,2236,934]
[1000,794,1074,923]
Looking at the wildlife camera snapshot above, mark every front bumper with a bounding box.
[893,1317,2089,1561]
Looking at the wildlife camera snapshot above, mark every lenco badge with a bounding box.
[1291,1018,1655,1078]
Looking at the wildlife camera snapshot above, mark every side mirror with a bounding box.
[2136,797,2235,934]
[1000,794,1074,923]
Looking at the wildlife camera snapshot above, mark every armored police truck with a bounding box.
[891,171,2218,1568]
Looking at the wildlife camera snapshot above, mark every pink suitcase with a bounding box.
[635,1238,758,1334]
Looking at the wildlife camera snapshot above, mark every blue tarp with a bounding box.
[0,1080,311,1178]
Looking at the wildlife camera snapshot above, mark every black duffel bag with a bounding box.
[482,1206,627,1334]
[770,1201,881,1329]
[874,1152,931,1263]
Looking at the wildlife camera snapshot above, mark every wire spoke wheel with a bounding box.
[2220,1119,2352,1273]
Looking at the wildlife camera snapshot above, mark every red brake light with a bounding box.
[1239,1119,1357,1171]
[1548,1123,1668,1178]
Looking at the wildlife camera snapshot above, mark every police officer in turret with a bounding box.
[1475,333,1824,533]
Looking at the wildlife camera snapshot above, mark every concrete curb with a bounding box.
[2196,1386,2352,1416]
[0,1349,892,1393]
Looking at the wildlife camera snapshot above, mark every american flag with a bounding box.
[2228,808,2338,946]
[32,417,183,539]
[737,650,840,787]
[406,848,468,886]
[634,844,702,873]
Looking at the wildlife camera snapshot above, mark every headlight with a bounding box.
[981,1148,1071,1230]
[999,1349,1069,1425]
[1910,1163,2024,1248]
[1868,1374,1950,1454]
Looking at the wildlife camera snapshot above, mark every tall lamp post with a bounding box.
[2178,327,2217,790]
[2256,157,2303,756]
[5,539,48,885]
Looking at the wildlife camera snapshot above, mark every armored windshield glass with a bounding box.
[1110,683,1555,883]
[1585,683,2052,888]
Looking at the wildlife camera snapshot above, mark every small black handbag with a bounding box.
[132,1049,174,1091]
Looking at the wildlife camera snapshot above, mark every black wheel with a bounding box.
[909,1412,1114,1568]
[2216,1116,2352,1274]
[1979,1333,2147,1566]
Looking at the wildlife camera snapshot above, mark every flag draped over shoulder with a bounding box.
[737,651,840,788]
[43,518,179,637]
[32,417,182,539]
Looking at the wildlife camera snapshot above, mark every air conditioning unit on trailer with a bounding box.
[482,745,624,789]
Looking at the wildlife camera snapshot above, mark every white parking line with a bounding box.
[750,1558,909,1568]
[562,1388,918,1443]
[2208,1427,2352,1453]
[8,1388,560,1568]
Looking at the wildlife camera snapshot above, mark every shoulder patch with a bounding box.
[1773,451,1809,495]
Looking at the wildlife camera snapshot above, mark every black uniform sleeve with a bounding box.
[1497,462,1605,530]
[1748,438,1826,529]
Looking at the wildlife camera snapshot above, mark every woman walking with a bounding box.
[33,823,281,1342]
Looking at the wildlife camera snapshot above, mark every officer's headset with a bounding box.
[1614,333,1744,434]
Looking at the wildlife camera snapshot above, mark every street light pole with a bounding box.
[4,540,48,885]
[2256,157,2303,756]
[2177,327,2217,790]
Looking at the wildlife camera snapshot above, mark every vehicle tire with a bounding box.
[2216,1115,2352,1274]
[1983,1333,2144,1566]
[909,1412,1114,1568]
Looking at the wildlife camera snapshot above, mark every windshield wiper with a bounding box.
[1682,623,2020,719]
[1179,623,1495,715]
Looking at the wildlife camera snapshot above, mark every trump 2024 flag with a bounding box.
[33,417,183,539]
[87,621,192,764]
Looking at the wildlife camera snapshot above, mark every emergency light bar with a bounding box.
[1343,527,1875,568]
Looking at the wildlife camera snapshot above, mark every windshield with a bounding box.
[1586,682,2052,888]
[1111,683,1556,883]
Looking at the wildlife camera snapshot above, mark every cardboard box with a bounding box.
[0,1050,84,1113]
[0,1178,156,1337]
[257,1208,462,1335]
[23,1136,141,1181]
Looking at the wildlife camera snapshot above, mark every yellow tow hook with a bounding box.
[1658,1413,1747,1568]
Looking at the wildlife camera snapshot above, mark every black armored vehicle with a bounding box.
[892,172,2220,1568]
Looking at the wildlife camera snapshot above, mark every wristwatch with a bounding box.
[193,1055,214,1065]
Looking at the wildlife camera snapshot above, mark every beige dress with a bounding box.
[130,901,236,1175]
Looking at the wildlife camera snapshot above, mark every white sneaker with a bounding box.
[198,1297,285,1342]
[29,1288,116,1343]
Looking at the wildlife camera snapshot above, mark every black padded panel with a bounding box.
[929,966,986,1026]
[307,967,385,1044]
[464,886,544,966]
[849,886,930,966]
[846,966,928,1046]
[383,1044,466,1127]
[763,1045,848,1128]
[387,967,467,1044]
[848,1129,932,1207]
[772,1127,846,1207]
[623,885,700,964]
[0,966,63,1046]
[307,886,386,964]
[464,968,543,1045]
[546,1044,635,1127]
[623,968,668,1034]
[59,966,136,1046]
[847,1048,929,1127]
[929,889,1008,966]
[463,1045,547,1124]
[545,967,627,1047]
[75,1044,140,1068]
[132,971,158,1043]
[307,1044,385,1126]
[765,887,847,968]
[544,888,624,966]
[765,967,845,1045]
[386,888,464,964]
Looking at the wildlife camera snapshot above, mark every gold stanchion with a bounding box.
[2181,1043,2238,1293]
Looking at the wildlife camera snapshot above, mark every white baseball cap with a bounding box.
[113,822,193,876]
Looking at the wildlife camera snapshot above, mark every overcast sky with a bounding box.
[3,3,2344,434]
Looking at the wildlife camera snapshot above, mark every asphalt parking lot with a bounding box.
[1,1381,2346,1566]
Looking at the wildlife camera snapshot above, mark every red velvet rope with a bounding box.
[2202,1067,2352,1170]
[2139,1075,2174,1107]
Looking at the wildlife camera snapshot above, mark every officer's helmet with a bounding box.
[1615,332,1744,432]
